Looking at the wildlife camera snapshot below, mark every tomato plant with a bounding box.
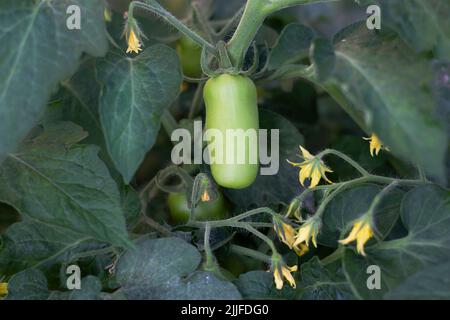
[0,0,449,302]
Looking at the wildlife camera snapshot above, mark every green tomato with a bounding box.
[203,74,259,189]
[221,253,262,278]
[176,36,203,78]
[167,192,228,225]
[160,0,191,18]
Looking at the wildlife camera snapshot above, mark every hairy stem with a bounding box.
[203,223,216,266]
[129,1,217,55]
[318,149,370,176]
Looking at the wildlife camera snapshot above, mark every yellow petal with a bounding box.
[339,220,363,245]
[275,222,296,249]
[374,143,382,156]
[300,146,314,160]
[356,223,374,256]
[126,30,142,54]
[321,166,333,184]
[322,164,333,173]
[294,223,312,247]
[293,242,309,256]
[287,159,302,168]
[322,172,333,184]
[299,163,313,186]
[309,166,322,188]
[201,190,210,202]
[311,228,318,248]
[273,267,284,290]
[282,265,298,288]
[0,282,7,296]
[365,134,384,157]
[104,8,112,22]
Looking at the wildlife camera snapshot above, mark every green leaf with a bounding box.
[224,109,305,208]
[0,0,108,164]
[325,22,447,177]
[120,185,141,227]
[358,0,450,62]
[269,23,315,70]
[48,276,103,300]
[115,237,201,299]
[0,219,103,275]
[319,184,403,247]
[5,269,49,300]
[311,38,335,81]
[97,45,182,183]
[0,122,130,249]
[297,257,355,300]
[59,59,106,152]
[136,271,242,300]
[234,271,298,300]
[6,269,103,300]
[41,59,124,181]
[385,262,450,300]
[343,185,450,299]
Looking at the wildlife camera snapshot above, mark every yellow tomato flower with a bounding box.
[287,146,333,188]
[273,264,298,290]
[180,82,189,93]
[104,8,112,22]
[339,218,374,256]
[126,29,142,54]
[0,282,8,298]
[201,189,210,202]
[363,134,388,157]
[274,221,296,249]
[294,218,320,249]
[293,242,309,257]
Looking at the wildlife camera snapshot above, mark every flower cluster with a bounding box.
[364,133,389,157]
[271,253,298,290]
[339,216,374,256]
[287,146,333,188]
[123,14,145,54]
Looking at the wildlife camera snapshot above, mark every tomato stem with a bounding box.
[230,244,272,263]
[128,1,217,55]
[227,0,339,68]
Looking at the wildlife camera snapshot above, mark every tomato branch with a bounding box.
[128,0,218,55]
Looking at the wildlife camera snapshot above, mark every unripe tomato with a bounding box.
[203,74,259,189]
[167,192,228,224]
[160,0,191,18]
[176,36,203,78]
[221,253,262,278]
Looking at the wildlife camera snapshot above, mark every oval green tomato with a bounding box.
[203,74,259,189]
[167,192,228,225]
[176,36,203,78]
